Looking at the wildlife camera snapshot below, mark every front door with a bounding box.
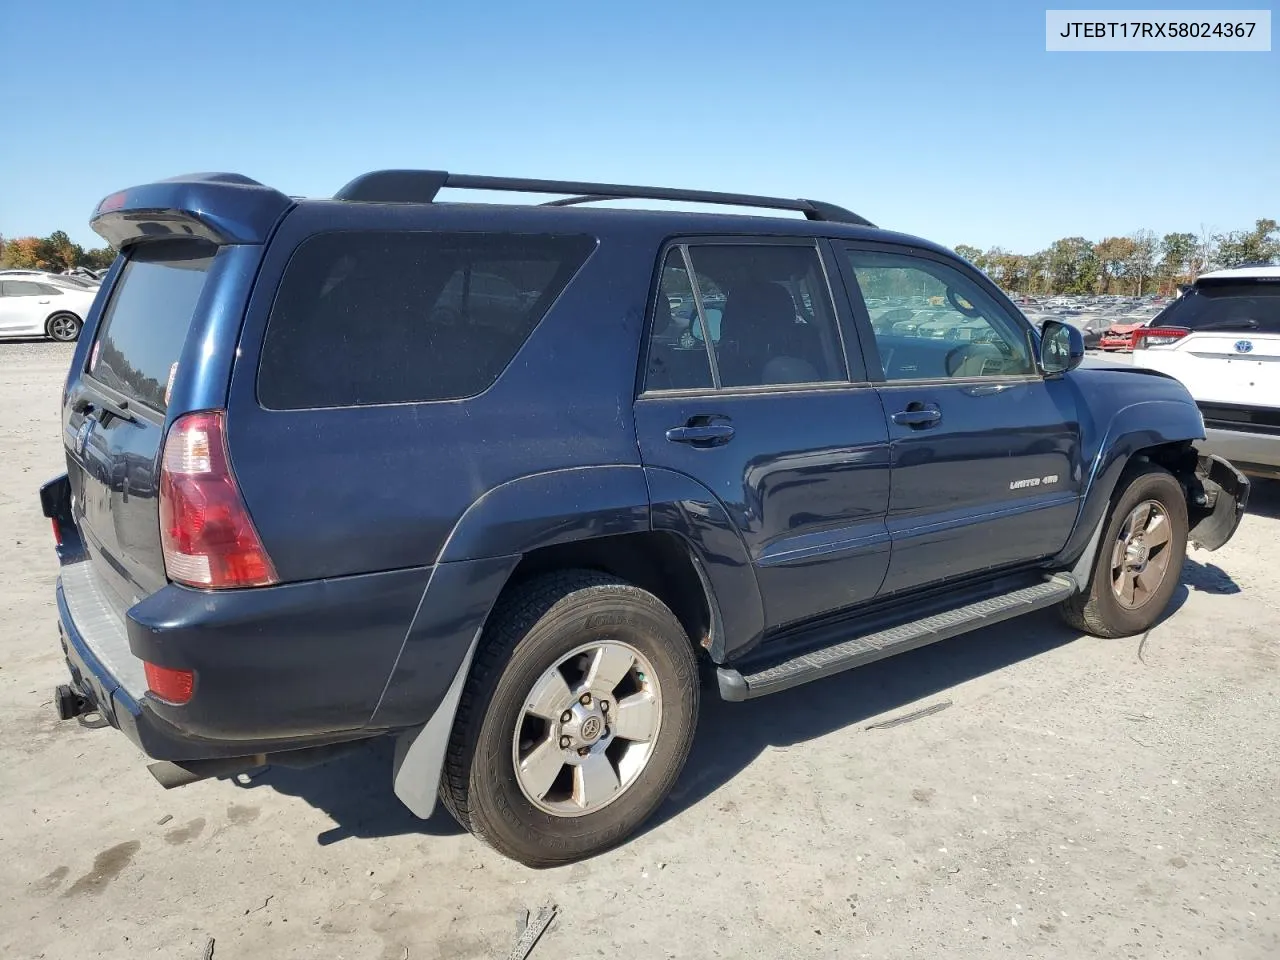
[837,244,1084,596]
[635,240,892,632]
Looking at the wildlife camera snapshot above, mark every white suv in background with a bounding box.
[1134,264,1280,478]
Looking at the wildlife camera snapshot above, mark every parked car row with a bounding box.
[1009,294,1174,352]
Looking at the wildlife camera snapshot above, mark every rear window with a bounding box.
[258,230,595,409]
[88,241,216,411]
[1154,281,1280,334]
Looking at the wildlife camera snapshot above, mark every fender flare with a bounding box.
[388,463,757,819]
[1056,398,1204,565]
[437,465,651,563]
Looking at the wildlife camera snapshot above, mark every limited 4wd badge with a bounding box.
[1010,474,1059,491]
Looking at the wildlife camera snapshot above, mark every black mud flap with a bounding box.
[1187,454,1250,551]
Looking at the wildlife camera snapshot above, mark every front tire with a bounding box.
[46,312,82,342]
[1060,464,1188,638]
[440,571,699,866]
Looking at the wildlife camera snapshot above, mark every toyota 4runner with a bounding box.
[42,170,1249,865]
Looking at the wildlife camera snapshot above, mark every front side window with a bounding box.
[259,231,596,409]
[845,249,1034,381]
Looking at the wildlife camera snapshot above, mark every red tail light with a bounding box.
[158,411,277,589]
[1133,328,1188,349]
[51,518,63,547]
[144,662,194,705]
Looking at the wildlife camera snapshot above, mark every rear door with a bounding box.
[64,241,217,612]
[836,243,1084,596]
[635,239,892,633]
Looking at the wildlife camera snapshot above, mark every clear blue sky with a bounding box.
[1,0,1275,253]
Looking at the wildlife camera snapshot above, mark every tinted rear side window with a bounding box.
[258,231,596,409]
[88,241,216,412]
[1155,281,1280,333]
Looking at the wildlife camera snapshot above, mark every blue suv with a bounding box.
[43,170,1248,865]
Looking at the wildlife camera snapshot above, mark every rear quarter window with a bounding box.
[257,230,596,409]
[88,241,216,412]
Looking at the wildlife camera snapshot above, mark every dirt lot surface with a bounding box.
[2,341,1277,959]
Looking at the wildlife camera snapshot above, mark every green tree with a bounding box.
[1095,236,1136,293]
[1125,230,1157,295]
[41,230,85,272]
[953,244,983,266]
[1213,218,1280,267]
[83,247,116,268]
[1158,232,1197,291]
[1048,237,1097,294]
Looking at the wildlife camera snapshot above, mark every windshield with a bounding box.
[1153,281,1280,333]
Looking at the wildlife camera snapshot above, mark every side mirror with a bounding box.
[1039,319,1085,376]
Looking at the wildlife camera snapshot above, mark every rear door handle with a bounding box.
[666,422,735,447]
[891,404,942,428]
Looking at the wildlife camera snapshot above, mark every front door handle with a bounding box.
[666,420,735,447]
[891,403,942,428]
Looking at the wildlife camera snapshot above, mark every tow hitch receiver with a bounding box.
[54,683,91,721]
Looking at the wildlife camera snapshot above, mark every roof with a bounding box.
[1197,264,1280,282]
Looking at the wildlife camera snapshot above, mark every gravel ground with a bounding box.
[1,340,1277,960]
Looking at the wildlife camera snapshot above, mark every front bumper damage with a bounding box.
[1187,453,1250,551]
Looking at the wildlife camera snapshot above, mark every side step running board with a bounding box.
[717,575,1076,701]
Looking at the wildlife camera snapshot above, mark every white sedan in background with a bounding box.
[0,278,97,341]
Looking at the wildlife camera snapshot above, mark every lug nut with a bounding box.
[559,735,572,749]
[600,700,609,713]
[577,747,590,757]
[560,710,572,724]
[580,693,592,706]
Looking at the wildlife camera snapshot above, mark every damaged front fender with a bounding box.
[1187,454,1250,551]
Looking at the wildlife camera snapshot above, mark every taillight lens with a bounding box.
[159,411,277,589]
[1133,328,1188,349]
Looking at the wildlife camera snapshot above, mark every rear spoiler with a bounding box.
[90,173,294,248]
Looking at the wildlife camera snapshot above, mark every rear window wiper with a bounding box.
[1192,318,1260,332]
[72,393,137,424]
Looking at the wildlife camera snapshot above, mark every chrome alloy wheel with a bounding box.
[1111,499,1174,610]
[48,314,80,341]
[512,640,662,817]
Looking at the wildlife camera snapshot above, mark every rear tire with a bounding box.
[46,312,82,342]
[440,570,699,866]
[1060,465,1187,638]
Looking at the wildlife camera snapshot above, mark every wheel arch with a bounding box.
[1055,389,1248,570]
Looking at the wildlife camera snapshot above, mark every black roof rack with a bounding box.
[333,170,875,227]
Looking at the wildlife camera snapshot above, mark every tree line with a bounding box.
[0,231,115,272]
[4,218,1277,296]
[955,218,1277,297]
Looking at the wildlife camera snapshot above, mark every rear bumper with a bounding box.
[1198,427,1280,479]
[54,560,434,761]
